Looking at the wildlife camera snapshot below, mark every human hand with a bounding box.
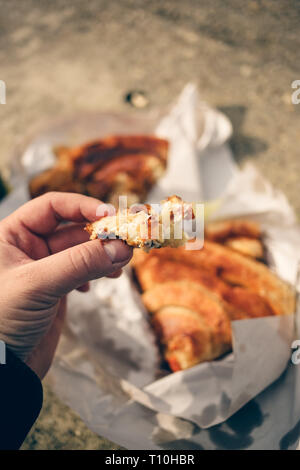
[0,192,132,379]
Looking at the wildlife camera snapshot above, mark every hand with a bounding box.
[0,192,132,379]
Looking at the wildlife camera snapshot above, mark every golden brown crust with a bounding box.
[152,306,218,371]
[132,225,295,371]
[85,222,97,240]
[133,254,227,294]
[222,287,275,319]
[29,135,169,202]
[132,249,276,320]
[201,241,295,317]
[205,219,261,242]
[224,237,264,259]
[142,281,233,353]
[85,154,165,202]
[29,167,85,197]
[136,241,295,317]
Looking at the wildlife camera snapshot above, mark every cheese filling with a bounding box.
[89,196,194,250]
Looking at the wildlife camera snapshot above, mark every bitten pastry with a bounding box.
[85,195,195,251]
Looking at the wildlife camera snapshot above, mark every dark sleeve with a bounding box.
[0,347,43,449]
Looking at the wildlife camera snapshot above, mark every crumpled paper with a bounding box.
[1,84,300,449]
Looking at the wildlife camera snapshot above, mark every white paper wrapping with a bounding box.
[1,84,300,449]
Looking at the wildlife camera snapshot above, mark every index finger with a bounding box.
[3,192,103,235]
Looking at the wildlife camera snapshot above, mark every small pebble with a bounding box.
[124,90,149,108]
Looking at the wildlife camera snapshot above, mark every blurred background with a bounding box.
[0,0,300,449]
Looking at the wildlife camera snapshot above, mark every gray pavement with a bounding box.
[1,0,300,449]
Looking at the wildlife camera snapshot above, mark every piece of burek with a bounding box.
[85,195,195,251]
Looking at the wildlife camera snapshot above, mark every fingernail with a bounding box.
[103,240,132,264]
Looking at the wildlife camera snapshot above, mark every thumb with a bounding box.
[25,239,132,298]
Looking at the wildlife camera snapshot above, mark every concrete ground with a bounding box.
[1,0,300,449]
